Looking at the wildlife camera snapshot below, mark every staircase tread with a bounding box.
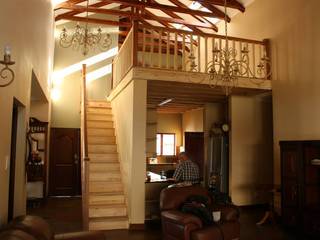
[89,216,128,221]
[90,191,124,195]
[87,112,113,115]
[90,192,124,196]
[89,203,127,208]
[90,180,122,183]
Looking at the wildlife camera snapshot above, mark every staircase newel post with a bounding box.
[132,20,139,67]
[81,63,90,230]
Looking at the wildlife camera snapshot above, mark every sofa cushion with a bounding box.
[9,215,54,240]
[160,186,211,211]
[0,230,37,240]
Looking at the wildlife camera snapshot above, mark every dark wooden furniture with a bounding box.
[160,185,240,240]
[26,118,48,203]
[280,140,320,236]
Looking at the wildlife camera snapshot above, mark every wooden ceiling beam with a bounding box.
[54,0,86,10]
[151,0,207,34]
[169,0,228,24]
[55,1,112,20]
[56,5,216,29]
[95,0,224,18]
[57,15,132,27]
[195,0,245,13]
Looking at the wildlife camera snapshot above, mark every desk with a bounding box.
[145,172,172,220]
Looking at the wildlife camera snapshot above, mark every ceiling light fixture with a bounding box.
[190,0,271,95]
[59,0,112,56]
[158,98,173,106]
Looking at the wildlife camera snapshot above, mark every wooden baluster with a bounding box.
[142,27,146,67]
[252,43,256,78]
[166,32,170,69]
[263,39,271,79]
[182,33,186,71]
[174,32,178,71]
[239,41,242,62]
[190,34,194,72]
[204,37,208,73]
[198,35,201,72]
[246,43,250,77]
[158,30,162,68]
[232,40,236,61]
[132,21,138,67]
[151,29,154,68]
[219,38,222,67]
[212,37,215,63]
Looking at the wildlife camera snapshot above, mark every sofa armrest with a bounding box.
[161,210,203,228]
[55,231,106,240]
[213,204,240,222]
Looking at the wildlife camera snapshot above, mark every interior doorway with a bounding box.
[184,132,205,179]
[8,98,24,222]
[49,128,81,196]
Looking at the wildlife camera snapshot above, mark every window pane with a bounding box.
[162,134,175,155]
[156,134,161,156]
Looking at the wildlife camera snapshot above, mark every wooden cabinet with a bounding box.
[280,141,320,236]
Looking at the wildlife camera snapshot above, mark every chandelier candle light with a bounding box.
[0,45,15,87]
[202,0,271,95]
[59,0,112,56]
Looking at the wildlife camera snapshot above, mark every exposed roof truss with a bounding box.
[54,0,245,34]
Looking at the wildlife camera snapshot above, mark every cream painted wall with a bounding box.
[218,0,320,185]
[0,0,54,225]
[182,108,204,135]
[51,19,118,128]
[157,113,183,147]
[229,95,273,205]
[30,101,50,122]
[111,79,147,224]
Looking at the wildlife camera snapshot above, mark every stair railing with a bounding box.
[81,64,90,230]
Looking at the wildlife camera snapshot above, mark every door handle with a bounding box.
[74,154,79,164]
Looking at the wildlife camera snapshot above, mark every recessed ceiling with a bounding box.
[147,79,269,113]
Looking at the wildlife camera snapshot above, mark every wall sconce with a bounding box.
[0,46,15,87]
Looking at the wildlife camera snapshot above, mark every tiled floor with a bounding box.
[28,197,308,239]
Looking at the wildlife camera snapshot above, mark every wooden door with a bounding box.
[185,132,204,179]
[49,128,81,196]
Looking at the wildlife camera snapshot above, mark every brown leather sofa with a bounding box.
[160,186,240,240]
[0,215,106,240]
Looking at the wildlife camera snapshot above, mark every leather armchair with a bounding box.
[0,215,105,240]
[160,186,240,240]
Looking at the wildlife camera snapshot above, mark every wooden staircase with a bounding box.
[86,100,129,231]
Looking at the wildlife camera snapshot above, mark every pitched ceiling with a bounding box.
[54,0,254,35]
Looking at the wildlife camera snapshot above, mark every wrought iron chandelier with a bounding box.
[189,0,271,95]
[59,0,112,56]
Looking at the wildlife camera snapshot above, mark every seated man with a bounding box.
[173,152,200,184]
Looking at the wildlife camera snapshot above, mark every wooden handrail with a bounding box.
[138,23,265,45]
[81,64,89,230]
[111,20,271,89]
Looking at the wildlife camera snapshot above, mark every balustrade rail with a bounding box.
[112,21,271,89]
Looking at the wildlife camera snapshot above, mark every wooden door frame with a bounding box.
[8,98,24,222]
